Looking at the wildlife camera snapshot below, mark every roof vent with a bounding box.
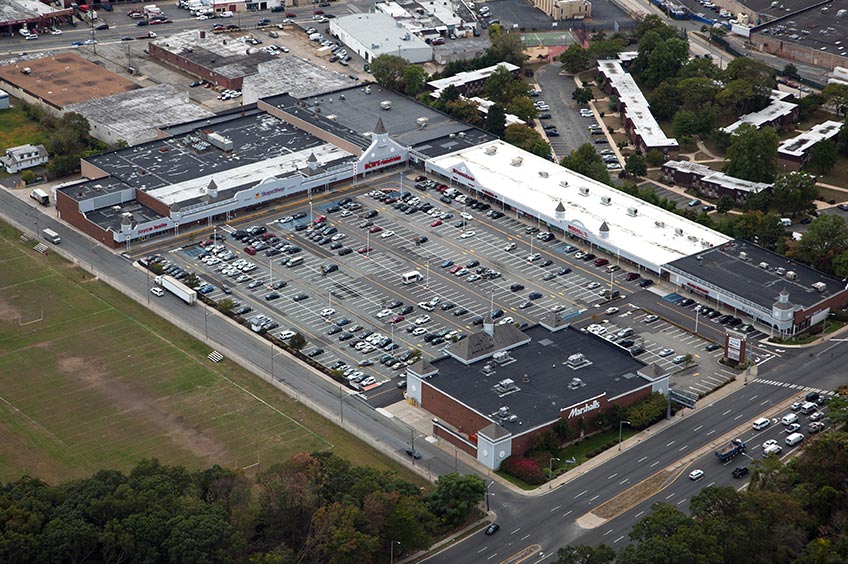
[675,227,684,236]
[511,157,523,166]
[568,377,585,390]
[688,235,698,241]
[600,196,611,205]
[484,145,498,155]
[539,171,549,178]
[559,180,569,188]
[579,186,590,196]
[627,207,638,217]
[416,117,429,128]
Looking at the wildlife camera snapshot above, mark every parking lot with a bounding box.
[140,170,763,404]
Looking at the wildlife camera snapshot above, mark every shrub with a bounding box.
[21,170,37,184]
[501,456,546,485]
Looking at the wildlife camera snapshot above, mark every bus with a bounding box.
[402,270,422,284]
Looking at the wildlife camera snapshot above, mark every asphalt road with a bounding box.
[534,63,595,160]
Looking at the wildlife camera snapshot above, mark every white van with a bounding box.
[286,256,304,267]
[752,417,770,430]
[785,432,804,446]
[800,401,817,414]
[779,218,792,227]
[781,413,799,426]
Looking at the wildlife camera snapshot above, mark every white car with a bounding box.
[527,253,541,262]
[376,309,394,318]
[658,348,674,357]
[417,302,435,311]
[340,210,352,217]
[50,29,62,35]
[460,212,473,221]
[498,316,514,325]
[320,308,336,318]
[331,233,346,241]
[504,242,517,251]
[587,281,601,290]
[380,230,395,239]
[412,327,427,336]
[689,469,704,481]
[150,287,164,297]
[762,439,778,449]
[604,307,619,315]
[414,315,431,325]
[460,231,476,239]
[277,330,296,340]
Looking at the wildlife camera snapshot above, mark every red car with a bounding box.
[388,315,405,324]
[285,12,296,17]
[369,225,383,233]
[594,258,609,267]
[314,9,324,14]
[357,246,373,254]
[624,272,641,281]
[449,265,463,274]
[313,215,327,224]
[437,184,448,192]
[430,219,443,227]
[198,239,214,247]
[244,246,257,255]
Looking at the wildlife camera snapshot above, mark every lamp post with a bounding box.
[618,420,631,451]
[485,480,494,512]
[390,540,401,564]
[694,308,700,334]
[270,344,285,380]
[549,457,560,489]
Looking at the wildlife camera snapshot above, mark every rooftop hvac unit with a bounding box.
[600,196,611,205]
[497,406,509,416]
[416,117,428,128]
[675,228,684,236]
[205,132,233,152]
[484,145,498,155]
[786,270,797,280]
[511,157,523,166]
[688,235,698,241]
[493,350,509,362]
[812,281,827,292]
[508,414,518,422]
[655,221,665,227]
[539,171,549,178]
[579,186,590,196]
[380,100,392,110]
[559,180,569,188]
[759,262,769,269]
[326,114,337,121]
[568,377,584,390]
[627,207,638,217]
[701,240,712,247]
[363,86,372,94]
[567,353,585,366]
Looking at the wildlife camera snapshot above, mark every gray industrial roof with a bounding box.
[151,30,276,79]
[332,12,433,60]
[427,325,649,431]
[666,239,847,310]
[66,84,214,146]
[242,56,358,104]
[752,0,848,58]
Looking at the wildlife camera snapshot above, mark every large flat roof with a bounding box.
[272,84,495,150]
[65,84,214,146]
[242,56,358,104]
[429,140,731,268]
[151,30,275,79]
[778,120,844,158]
[0,0,70,24]
[427,62,520,93]
[428,325,649,431]
[666,239,847,310]
[85,111,353,207]
[0,53,140,110]
[721,90,797,134]
[332,12,433,59]
[752,1,848,58]
[597,59,678,149]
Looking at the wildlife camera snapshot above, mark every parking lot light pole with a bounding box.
[390,540,401,564]
[618,420,631,450]
[485,480,494,511]
[695,309,700,334]
[549,457,560,489]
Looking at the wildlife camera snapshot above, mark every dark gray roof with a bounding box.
[408,358,437,377]
[427,325,648,431]
[374,117,387,135]
[446,323,530,364]
[556,201,565,212]
[666,239,847,311]
[539,312,570,332]
[599,220,609,232]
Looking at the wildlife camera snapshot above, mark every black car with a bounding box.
[558,267,572,276]
[387,299,403,308]
[292,212,307,220]
[528,292,543,300]
[454,307,468,316]
[405,448,422,459]
[466,260,480,268]
[705,343,722,352]
[639,279,654,288]
[233,305,253,315]
[510,284,525,292]
[327,326,342,335]
[292,293,309,301]
[630,346,646,356]
[306,348,324,358]
[485,524,500,535]
[400,305,414,315]
[441,302,456,311]
[618,339,635,348]
[264,292,280,301]
[491,309,504,319]
[338,248,353,256]
[539,259,553,267]
[732,467,750,479]
[339,332,354,341]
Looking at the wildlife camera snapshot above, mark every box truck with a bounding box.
[30,188,50,206]
[154,275,197,305]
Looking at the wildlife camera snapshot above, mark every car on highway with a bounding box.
[484,523,500,535]
[689,469,704,481]
[732,467,749,478]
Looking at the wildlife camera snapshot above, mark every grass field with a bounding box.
[0,106,49,156]
[0,220,420,485]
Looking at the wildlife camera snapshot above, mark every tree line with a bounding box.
[0,453,485,564]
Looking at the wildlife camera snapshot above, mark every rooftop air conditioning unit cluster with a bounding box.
[493,350,510,363]
[511,157,523,166]
[627,207,638,217]
[567,353,586,366]
[568,377,584,390]
[579,186,590,196]
[600,196,611,205]
[812,282,827,292]
[559,180,569,188]
[416,117,428,128]
[739,252,748,260]
[494,379,517,394]
[484,145,498,155]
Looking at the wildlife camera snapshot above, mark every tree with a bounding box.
[794,214,848,271]
[484,103,507,137]
[165,510,244,564]
[645,149,665,167]
[677,77,719,111]
[572,86,593,105]
[439,84,460,105]
[560,143,612,185]
[504,124,551,158]
[559,44,590,74]
[625,154,647,177]
[723,124,780,183]
[402,64,427,96]
[556,544,616,564]
[806,141,838,175]
[507,96,538,121]
[425,473,485,528]
[217,298,236,313]
[444,98,482,126]
[647,81,680,121]
[718,58,776,115]
[717,194,734,213]
[289,332,307,351]
[588,36,628,60]
[822,82,848,116]
[782,63,798,77]
[370,54,407,91]
[771,172,818,216]
[487,32,527,66]
[797,92,824,120]
[833,251,848,278]
[483,65,528,105]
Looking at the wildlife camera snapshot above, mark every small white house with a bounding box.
[1,144,48,174]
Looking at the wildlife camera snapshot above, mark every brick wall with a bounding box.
[55,191,120,248]
[421,383,491,438]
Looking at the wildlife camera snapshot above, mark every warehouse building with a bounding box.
[405,319,668,470]
[329,12,434,64]
[241,56,357,105]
